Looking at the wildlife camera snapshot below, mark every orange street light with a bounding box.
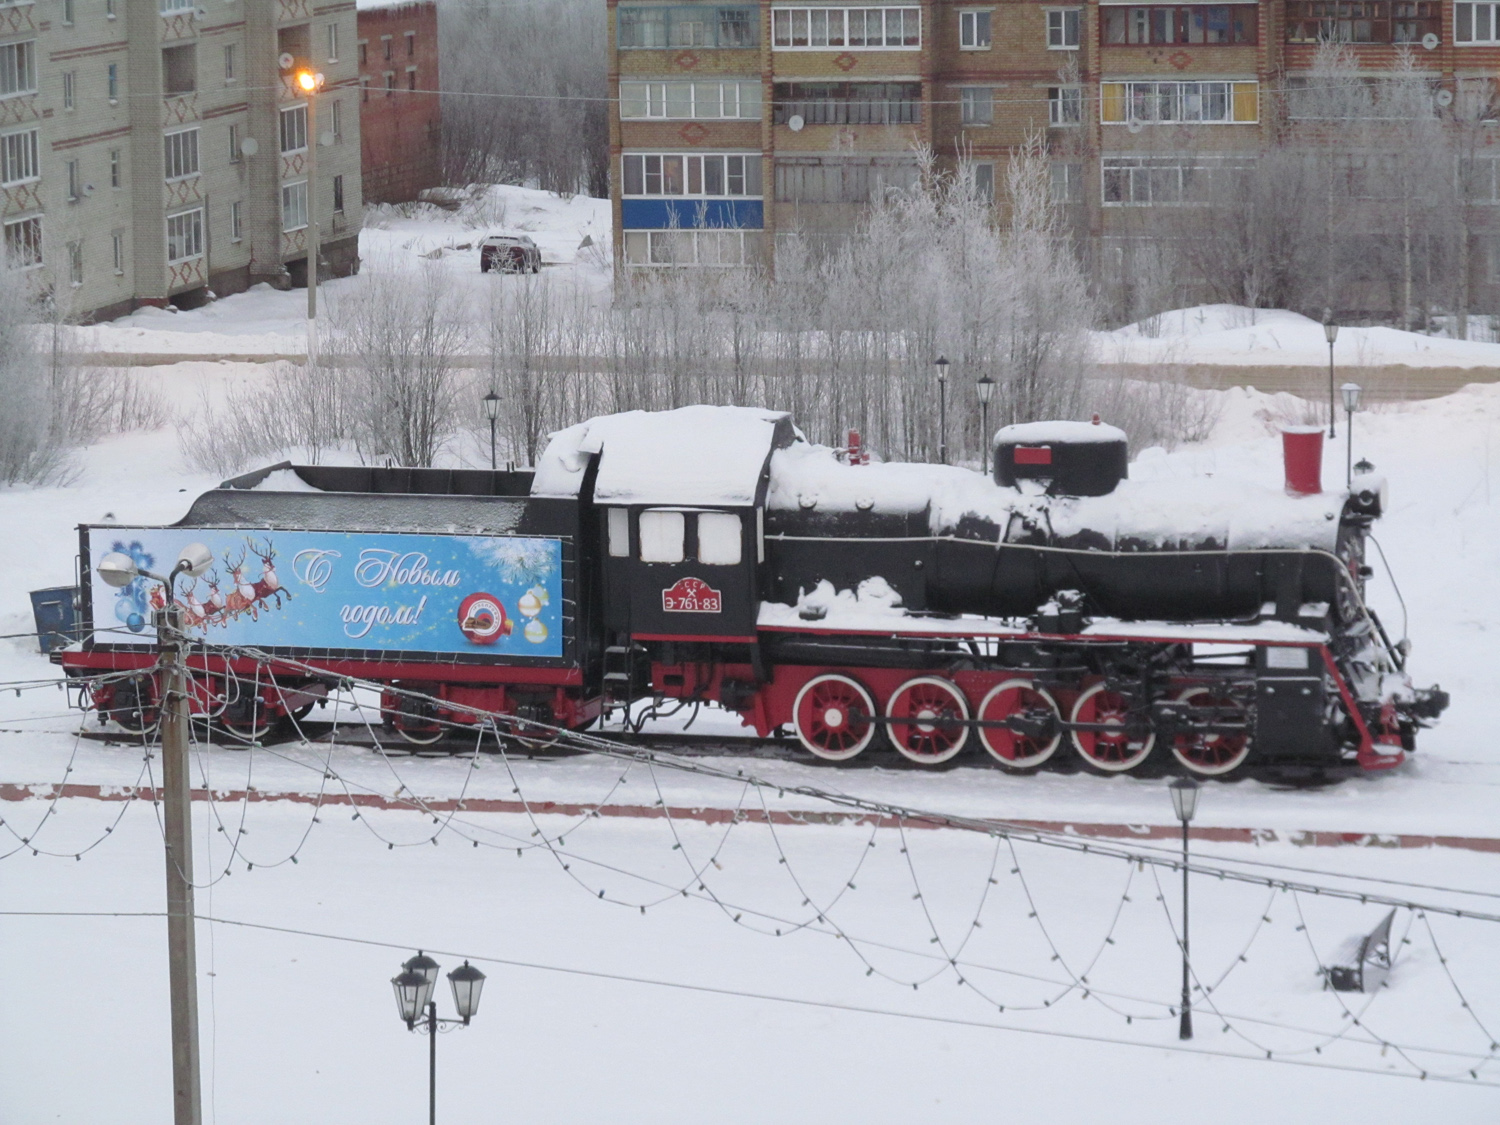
[295,68,324,93]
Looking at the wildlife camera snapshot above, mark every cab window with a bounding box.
[607,507,630,557]
[697,511,742,565]
[638,510,685,563]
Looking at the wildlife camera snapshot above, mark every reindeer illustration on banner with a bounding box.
[171,537,293,629]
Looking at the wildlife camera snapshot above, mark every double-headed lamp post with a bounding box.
[482,391,501,471]
[934,355,950,464]
[975,373,995,477]
[1322,308,1339,439]
[1341,382,1362,488]
[1168,777,1200,1041]
[97,542,215,1125]
[392,952,487,1125]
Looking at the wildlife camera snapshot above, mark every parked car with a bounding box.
[480,234,542,274]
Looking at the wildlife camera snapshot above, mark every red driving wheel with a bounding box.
[977,679,1061,769]
[885,676,969,765]
[1070,682,1155,772]
[792,674,876,761]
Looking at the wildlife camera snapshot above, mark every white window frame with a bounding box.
[67,240,82,286]
[62,70,75,110]
[971,161,995,201]
[224,43,236,83]
[623,229,758,267]
[0,127,39,186]
[960,86,994,126]
[1051,161,1084,204]
[1049,86,1082,126]
[618,79,763,120]
[230,200,243,242]
[0,41,36,98]
[229,122,241,162]
[281,179,309,232]
[109,148,121,188]
[3,214,41,269]
[771,7,922,50]
[638,510,686,562]
[697,512,743,565]
[331,98,342,141]
[1102,79,1256,125]
[161,0,194,12]
[327,22,340,61]
[1046,8,1081,49]
[960,9,992,48]
[112,230,125,274]
[1456,1,1500,43]
[621,152,764,197]
[280,104,308,153]
[107,63,119,103]
[166,208,203,261]
[66,158,80,201]
[164,127,199,181]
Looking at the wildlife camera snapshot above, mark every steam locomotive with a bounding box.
[57,405,1447,778]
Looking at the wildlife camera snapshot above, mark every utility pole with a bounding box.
[158,598,203,1125]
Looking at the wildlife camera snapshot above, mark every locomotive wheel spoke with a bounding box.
[1070,682,1156,773]
[792,674,876,761]
[977,679,1061,770]
[1170,686,1252,777]
[885,676,969,765]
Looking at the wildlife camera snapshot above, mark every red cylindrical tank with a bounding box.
[1281,427,1324,495]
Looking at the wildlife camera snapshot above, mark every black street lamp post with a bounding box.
[1168,777,1200,1040]
[392,952,487,1125]
[1322,309,1339,439]
[934,355,950,464]
[975,374,995,476]
[1341,382,1362,488]
[482,391,501,471]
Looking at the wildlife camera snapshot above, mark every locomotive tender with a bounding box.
[58,405,1447,778]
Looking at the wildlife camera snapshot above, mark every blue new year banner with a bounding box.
[87,527,565,659]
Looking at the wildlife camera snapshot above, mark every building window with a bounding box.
[67,241,82,286]
[1104,5,1257,45]
[66,159,80,200]
[109,148,120,187]
[106,0,115,17]
[407,67,417,92]
[63,0,74,26]
[960,9,991,47]
[1100,79,1257,124]
[1049,86,1082,125]
[621,152,764,197]
[406,30,416,56]
[167,208,204,260]
[385,72,395,97]
[112,231,125,274]
[161,0,194,10]
[360,76,370,103]
[224,43,236,82]
[1285,1,1437,43]
[107,63,119,102]
[333,173,344,213]
[331,99,342,141]
[1051,161,1084,204]
[0,41,36,97]
[620,80,763,120]
[771,81,917,123]
[358,40,368,65]
[230,200,243,241]
[0,128,39,185]
[62,70,75,110]
[229,122,241,162]
[279,104,308,153]
[618,6,760,48]
[282,179,308,231]
[162,44,195,95]
[1456,2,1500,42]
[4,215,41,268]
[960,87,993,125]
[164,128,199,179]
[774,155,921,202]
[382,34,392,60]
[1046,9,1081,48]
[327,23,339,61]
[771,7,922,49]
[972,161,995,201]
[1102,156,1248,205]
[624,229,761,266]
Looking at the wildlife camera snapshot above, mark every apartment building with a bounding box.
[356,0,440,204]
[607,1,1497,288]
[0,0,362,322]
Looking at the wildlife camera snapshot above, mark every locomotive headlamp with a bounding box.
[391,968,431,1028]
[447,961,487,1024]
[1341,382,1362,414]
[1169,776,1200,823]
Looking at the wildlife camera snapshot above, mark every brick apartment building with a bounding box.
[355,0,440,204]
[0,0,363,322]
[606,1,1500,288]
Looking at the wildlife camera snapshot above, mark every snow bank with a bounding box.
[995,420,1127,445]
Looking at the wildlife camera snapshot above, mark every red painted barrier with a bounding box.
[1281,426,1324,495]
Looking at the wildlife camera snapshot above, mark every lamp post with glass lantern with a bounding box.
[1322,309,1338,438]
[934,355,950,464]
[96,542,215,1125]
[975,373,995,476]
[1168,777,1200,1041]
[483,391,501,471]
[1341,382,1362,488]
[391,952,487,1125]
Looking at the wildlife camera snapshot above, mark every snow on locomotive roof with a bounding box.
[993,419,1128,445]
[532,405,797,506]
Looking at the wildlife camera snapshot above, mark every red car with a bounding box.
[480,234,542,274]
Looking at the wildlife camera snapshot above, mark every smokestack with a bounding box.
[1281,427,1324,496]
